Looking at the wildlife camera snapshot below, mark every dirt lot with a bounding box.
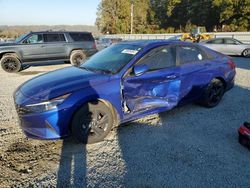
[0,58,250,188]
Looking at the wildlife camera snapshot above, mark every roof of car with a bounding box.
[119,40,193,47]
[30,31,92,34]
[208,37,236,40]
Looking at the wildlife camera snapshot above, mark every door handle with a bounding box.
[41,45,46,48]
[205,63,211,66]
[166,75,177,79]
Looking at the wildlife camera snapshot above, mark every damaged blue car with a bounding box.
[14,41,236,143]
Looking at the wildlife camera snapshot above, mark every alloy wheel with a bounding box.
[208,82,224,106]
[81,109,110,140]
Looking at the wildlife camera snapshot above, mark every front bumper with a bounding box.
[16,107,70,140]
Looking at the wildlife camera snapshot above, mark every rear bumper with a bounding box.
[226,77,235,91]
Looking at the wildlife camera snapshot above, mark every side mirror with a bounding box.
[133,64,149,76]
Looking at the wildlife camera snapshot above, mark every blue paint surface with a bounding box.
[14,41,236,139]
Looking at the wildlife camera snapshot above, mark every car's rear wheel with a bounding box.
[201,79,225,108]
[71,101,114,144]
[242,49,250,57]
[70,50,87,67]
[0,54,21,73]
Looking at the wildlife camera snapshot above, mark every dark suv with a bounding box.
[0,31,98,73]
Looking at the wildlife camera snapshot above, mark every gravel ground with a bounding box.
[0,58,250,188]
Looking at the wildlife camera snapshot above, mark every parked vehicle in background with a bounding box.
[0,31,98,73]
[97,37,122,50]
[201,38,250,57]
[181,27,213,43]
[14,41,236,144]
[167,35,183,41]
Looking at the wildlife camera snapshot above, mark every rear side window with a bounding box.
[177,46,204,65]
[69,33,93,42]
[208,39,223,44]
[224,39,236,44]
[44,34,66,42]
[137,46,176,71]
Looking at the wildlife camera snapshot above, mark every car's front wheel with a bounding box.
[201,79,225,108]
[242,49,250,57]
[70,50,87,67]
[0,54,22,73]
[71,101,115,144]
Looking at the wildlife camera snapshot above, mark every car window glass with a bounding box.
[44,34,65,42]
[82,44,142,74]
[178,46,203,65]
[224,39,236,44]
[59,34,66,42]
[69,33,93,41]
[25,34,43,44]
[137,46,176,71]
[209,39,223,44]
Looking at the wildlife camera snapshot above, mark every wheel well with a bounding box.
[215,77,227,89]
[0,52,20,61]
[68,99,120,133]
[70,49,85,55]
[242,48,249,55]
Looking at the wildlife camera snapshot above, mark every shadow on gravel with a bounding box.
[55,85,250,187]
[56,79,94,188]
[117,85,250,187]
[56,139,87,188]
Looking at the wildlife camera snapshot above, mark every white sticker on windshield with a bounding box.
[121,49,139,55]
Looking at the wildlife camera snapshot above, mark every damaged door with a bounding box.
[122,45,181,114]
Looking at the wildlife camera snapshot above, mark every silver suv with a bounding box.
[0,31,98,73]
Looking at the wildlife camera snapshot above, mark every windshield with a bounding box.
[235,39,243,44]
[81,44,143,74]
[15,33,29,43]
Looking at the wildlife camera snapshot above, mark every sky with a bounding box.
[0,0,101,26]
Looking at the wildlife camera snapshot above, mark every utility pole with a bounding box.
[130,1,134,34]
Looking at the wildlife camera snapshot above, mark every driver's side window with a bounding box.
[224,39,236,45]
[24,34,43,44]
[136,46,176,71]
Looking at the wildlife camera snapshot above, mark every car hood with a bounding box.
[19,66,111,101]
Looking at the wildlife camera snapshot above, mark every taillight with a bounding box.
[93,42,97,49]
[228,60,236,69]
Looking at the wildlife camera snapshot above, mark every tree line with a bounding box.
[96,0,250,34]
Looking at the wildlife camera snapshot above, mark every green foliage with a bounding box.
[96,0,250,34]
[96,0,131,34]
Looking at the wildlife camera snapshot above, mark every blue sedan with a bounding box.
[14,41,236,143]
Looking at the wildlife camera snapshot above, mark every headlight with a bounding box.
[24,93,71,113]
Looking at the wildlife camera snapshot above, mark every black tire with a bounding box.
[71,101,114,144]
[201,79,225,108]
[70,50,86,67]
[242,49,250,57]
[0,54,21,73]
[238,135,249,147]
